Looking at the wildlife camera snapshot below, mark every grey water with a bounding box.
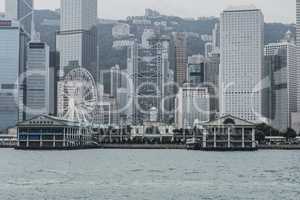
[1,149,300,200]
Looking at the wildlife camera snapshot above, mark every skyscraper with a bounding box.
[173,32,187,86]
[264,41,297,130]
[60,0,97,31]
[56,0,98,118]
[220,6,264,122]
[56,0,97,78]
[297,0,300,111]
[205,52,220,119]
[186,53,220,120]
[0,19,27,131]
[129,35,171,124]
[5,0,33,36]
[25,38,50,120]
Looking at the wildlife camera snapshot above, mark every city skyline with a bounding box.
[0,0,296,23]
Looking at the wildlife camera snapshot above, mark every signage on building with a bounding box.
[0,20,12,27]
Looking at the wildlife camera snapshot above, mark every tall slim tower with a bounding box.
[264,41,297,130]
[56,0,98,118]
[56,0,97,78]
[173,32,187,86]
[129,35,171,124]
[25,38,50,120]
[297,0,300,111]
[5,0,33,36]
[0,19,27,131]
[220,6,264,122]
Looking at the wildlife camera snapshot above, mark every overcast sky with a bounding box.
[0,0,296,23]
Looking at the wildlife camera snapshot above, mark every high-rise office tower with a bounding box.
[264,41,297,131]
[5,0,33,36]
[220,6,264,122]
[0,19,27,131]
[297,0,300,111]
[60,0,97,31]
[129,35,171,124]
[205,52,220,120]
[56,0,98,118]
[173,32,187,86]
[25,36,50,120]
[186,53,220,120]
[126,41,139,124]
[56,0,97,78]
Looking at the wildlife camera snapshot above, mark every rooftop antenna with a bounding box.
[31,9,40,42]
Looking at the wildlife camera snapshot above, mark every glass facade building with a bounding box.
[264,42,297,131]
[5,0,33,36]
[25,41,50,120]
[0,19,27,131]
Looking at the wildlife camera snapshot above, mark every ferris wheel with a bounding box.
[62,68,97,124]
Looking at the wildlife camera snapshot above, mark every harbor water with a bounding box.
[1,149,300,200]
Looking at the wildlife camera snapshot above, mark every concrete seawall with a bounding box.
[259,145,300,150]
[100,144,186,149]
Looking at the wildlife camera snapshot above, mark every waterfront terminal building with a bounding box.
[188,115,257,151]
[16,115,92,149]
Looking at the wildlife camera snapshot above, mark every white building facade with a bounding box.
[60,0,97,31]
[56,0,97,77]
[220,6,264,123]
[175,86,210,129]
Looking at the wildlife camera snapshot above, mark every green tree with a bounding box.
[256,123,272,136]
[284,128,297,142]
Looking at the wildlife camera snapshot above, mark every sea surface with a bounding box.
[0,149,300,200]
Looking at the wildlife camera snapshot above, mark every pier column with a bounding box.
[242,128,245,148]
[120,129,123,143]
[63,128,66,147]
[53,134,56,148]
[203,130,207,148]
[213,128,216,148]
[227,128,231,148]
[109,130,112,143]
[26,135,29,148]
[252,128,255,148]
[40,134,42,148]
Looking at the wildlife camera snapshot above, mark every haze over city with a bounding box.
[2,0,300,199]
[0,0,296,23]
